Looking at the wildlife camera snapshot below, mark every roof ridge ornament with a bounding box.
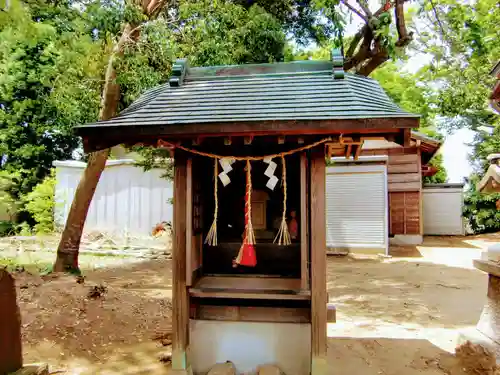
[331,49,345,79]
[169,59,188,87]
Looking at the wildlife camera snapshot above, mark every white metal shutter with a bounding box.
[326,164,388,252]
[423,187,464,235]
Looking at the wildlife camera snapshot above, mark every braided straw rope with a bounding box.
[274,155,291,245]
[244,160,256,245]
[157,137,331,161]
[204,158,219,246]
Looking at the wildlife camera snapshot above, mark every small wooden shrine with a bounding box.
[76,50,420,375]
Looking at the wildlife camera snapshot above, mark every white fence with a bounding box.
[53,159,173,236]
[423,183,465,235]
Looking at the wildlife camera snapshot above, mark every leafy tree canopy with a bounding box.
[0,0,103,203]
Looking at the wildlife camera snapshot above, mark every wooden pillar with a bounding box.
[300,152,310,291]
[172,152,191,374]
[417,147,424,236]
[310,148,328,375]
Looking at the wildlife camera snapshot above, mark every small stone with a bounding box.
[158,353,171,364]
[207,361,236,375]
[257,364,283,375]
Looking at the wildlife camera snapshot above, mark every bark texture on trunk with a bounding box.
[53,150,110,272]
[53,1,166,272]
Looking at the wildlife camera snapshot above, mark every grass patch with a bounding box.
[0,256,52,274]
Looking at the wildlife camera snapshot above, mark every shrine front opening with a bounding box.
[75,49,421,375]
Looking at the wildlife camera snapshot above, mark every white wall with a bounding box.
[423,185,465,235]
[53,160,173,236]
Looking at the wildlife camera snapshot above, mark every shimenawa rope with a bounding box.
[204,158,218,246]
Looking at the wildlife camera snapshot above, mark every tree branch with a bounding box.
[344,27,374,71]
[355,0,372,18]
[428,0,447,39]
[357,51,389,76]
[341,0,368,22]
[345,27,365,58]
[394,0,413,47]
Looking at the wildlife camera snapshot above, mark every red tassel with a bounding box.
[233,160,257,268]
[233,243,257,267]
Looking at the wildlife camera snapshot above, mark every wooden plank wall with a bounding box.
[362,147,422,235]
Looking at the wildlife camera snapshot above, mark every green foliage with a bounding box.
[132,146,174,181]
[177,2,286,66]
[0,0,103,204]
[21,171,56,234]
[120,1,289,172]
[0,171,20,221]
[232,0,343,46]
[0,256,53,274]
[371,62,433,127]
[0,221,14,237]
[463,175,500,233]
[423,154,447,184]
[413,0,500,232]
[414,0,500,131]
[470,126,500,175]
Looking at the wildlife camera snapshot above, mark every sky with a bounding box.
[343,5,476,184]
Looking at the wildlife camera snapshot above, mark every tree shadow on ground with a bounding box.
[17,259,174,372]
[327,256,487,328]
[327,337,468,375]
[18,245,490,374]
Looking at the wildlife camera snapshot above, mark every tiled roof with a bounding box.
[76,58,419,131]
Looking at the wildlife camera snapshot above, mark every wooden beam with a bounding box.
[395,128,412,147]
[310,148,327,375]
[300,153,310,291]
[191,305,311,323]
[79,118,417,152]
[403,128,411,147]
[353,142,364,160]
[345,144,352,159]
[172,152,191,374]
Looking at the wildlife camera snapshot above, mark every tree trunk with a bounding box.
[53,23,141,273]
[53,150,110,272]
[53,0,166,272]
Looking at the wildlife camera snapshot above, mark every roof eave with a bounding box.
[77,117,419,153]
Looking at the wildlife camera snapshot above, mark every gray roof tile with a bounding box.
[76,60,419,130]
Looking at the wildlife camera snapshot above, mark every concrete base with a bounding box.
[189,320,311,375]
[389,235,423,246]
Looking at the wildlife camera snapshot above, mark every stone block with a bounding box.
[0,268,22,374]
[207,361,236,375]
[256,364,283,375]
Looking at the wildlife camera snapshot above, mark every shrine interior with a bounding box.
[198,152,303,278]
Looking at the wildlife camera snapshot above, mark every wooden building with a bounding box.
[325,130,441,254]
[76,51,420,374]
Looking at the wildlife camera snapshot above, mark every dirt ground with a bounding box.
[12,233,500,374]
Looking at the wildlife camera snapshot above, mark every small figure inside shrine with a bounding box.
[288,210,299,241]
